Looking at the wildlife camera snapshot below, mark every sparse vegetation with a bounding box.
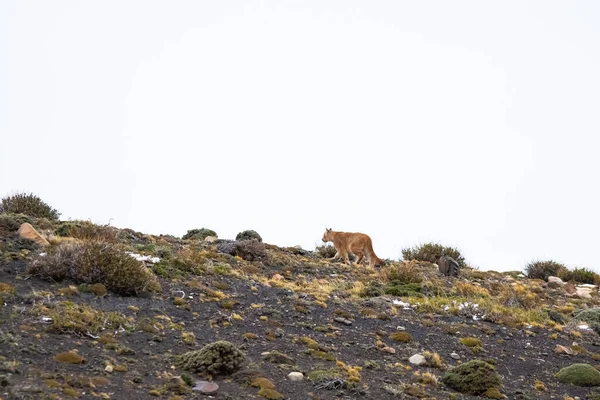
[401,242,466,268]
[0,192,60,220]
[28,240,161,295]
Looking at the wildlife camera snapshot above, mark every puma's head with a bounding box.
[322,228,333,243]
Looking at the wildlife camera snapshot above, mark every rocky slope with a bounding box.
[1,215,600,400]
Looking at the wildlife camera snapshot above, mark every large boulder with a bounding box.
[18,223,50,246]
[437,255,460,277]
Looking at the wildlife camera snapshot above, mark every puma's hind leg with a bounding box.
[354,251,364,266]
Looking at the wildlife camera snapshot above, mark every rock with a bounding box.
[105,365,113,373]
[287,372,304,381]
[437,255,460,277]
[555,345,576,355]
[450,352,460,360]
[525,342,532,349]
[333,317,352,326]
[547,276,565,288]
[18,223,50,246]
[192,380,219,394]
[204,236,218,243]
[409,354,426,366]
[382,346,396,354]
[576,287,593,299]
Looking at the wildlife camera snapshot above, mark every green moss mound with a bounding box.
[555,363,600,387]
[441,359,502,395]
[0,192,60,221]
[182,228,217,241]
[176,340,245,375]
[236,230,262,242]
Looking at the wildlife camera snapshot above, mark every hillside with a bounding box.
[2,213,600,400]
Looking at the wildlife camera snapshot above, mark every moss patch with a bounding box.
[441,359,502,395]
[555,363,600,387]
[175,340,245,375]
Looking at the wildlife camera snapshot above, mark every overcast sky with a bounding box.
[1,1,599,272]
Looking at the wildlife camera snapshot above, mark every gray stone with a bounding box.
[409,354,426,366]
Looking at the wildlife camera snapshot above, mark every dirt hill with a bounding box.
[2,214,600,400]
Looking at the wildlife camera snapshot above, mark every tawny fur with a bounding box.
[321,228,385,268]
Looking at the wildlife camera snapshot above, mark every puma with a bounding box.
[321,228,385,268]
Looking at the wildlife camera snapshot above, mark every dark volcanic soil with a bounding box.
[1,237,600,400]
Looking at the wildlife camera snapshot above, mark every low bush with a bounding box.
[236,230,262,242]
[182,228,217,241]
[0,192,60,221]
[558,267,600,285]
[28,240,161,295]
[55,220,117,242]
[315,244,337,258]
[401,242,466,268]
[524,260,565,280]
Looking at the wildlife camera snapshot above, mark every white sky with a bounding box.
[1,1,599,272]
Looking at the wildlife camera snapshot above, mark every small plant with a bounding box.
[423,351,445,369]
[401,242,466,268]
[524,260,566,280]
[380,263,423,284]
[182,228,217,241]
[441,359,502,395]
[0,192,60,220]
[460,337,483,353]
[175,340,245,375]
[236,230,262,242]
[389,331,412,343]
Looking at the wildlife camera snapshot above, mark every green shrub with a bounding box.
[236,230,262,242]
[524,260,566,280]
[401,243,465,268]
[575,308,600,324]
[182,228,217,241]
[441,360,502,395]
[28,240,161,295]
[315,244,337,258]
[558,267,600,285]
[384,282,422,297]
[0,192,60,221]
[175,340,245,375]
[555,363,600,386]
